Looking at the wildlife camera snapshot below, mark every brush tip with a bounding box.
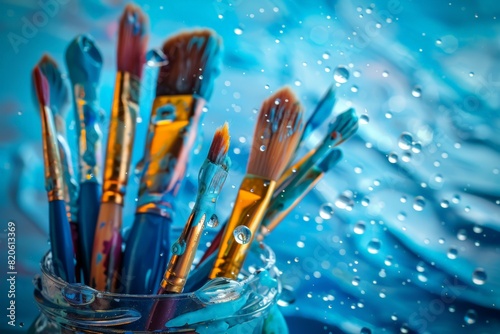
[65,34,103,84]
[248,87,304,180]
[117,4,148,76]
[157,29,222,98]
[32,65,50,107]
[207,122,230,166]
[38,54,70,116]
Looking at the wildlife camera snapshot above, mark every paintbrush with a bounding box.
[33,63,75,283]
[296,84,336,152]
[209,87,304,280]
[121,29,222,294]
[65,34,103,284]
[146,123,230,331]
[276,108,358,194]
[38,55,82,281]
[260,149,343,238]
[90,4,148,292]
[196,84,337,266]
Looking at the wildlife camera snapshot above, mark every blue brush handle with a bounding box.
[78,181,100,283]
[183,251,216,292]
[121,212,171,294]
[49,200,75,283]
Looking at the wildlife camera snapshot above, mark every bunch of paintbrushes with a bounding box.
[31,2,359,332]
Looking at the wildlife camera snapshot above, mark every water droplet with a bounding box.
[145,49,168,67]
[319,203,334,219]
[400,324,410,333]
[447,247,458,260]
[412,142,422,153]
[264,84,270,89]
[434,174,444,183]
[452,195,461,204]
[401,152,412,162]
[260,145,266,152]
[457,229,467,241]
[353,221,366,235]
[324,66,331,73]
[171,240,186,255]
[469,72,474,77]
[385,111,393,119]
[388,152,398,163]
[473,225,482,234]
[472,268,487,285]
[359,114,369,124]
[277,285,296,306]
[322,52,330,60]
[464,309,477,324]
[351,85,359,93]
[367,239,381,254]
[412,86,422,98]
[398,132,413,150]
[234,27,243,35]
[233,226,252,244]
[335,193,354,210]
[384,256,393,266]
[382,71,389,78]
[333,65,350,83]
[294,80,302,86]
[413,196,426,211]
[361,197,370,207]
[360,328,371,334]
[352,276,360,286]
[207,214,219,228]
[441,200,449,208]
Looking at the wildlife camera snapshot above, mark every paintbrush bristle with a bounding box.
[65,34,103,85]
[117,4,148,77]
[157,29,222,99]
[38,54,70,118]
[248,87,304,180]
[207,122,230,165]
[328,108,359,145]
[32,66,50,107]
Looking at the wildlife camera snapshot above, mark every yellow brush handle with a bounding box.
[210,176,276,279]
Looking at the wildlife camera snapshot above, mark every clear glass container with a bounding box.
[31,242,281,333]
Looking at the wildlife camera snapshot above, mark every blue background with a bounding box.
[0,0,499,333]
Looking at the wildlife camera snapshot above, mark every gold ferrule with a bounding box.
[41,106,65,201]
[210,177,277,280]
[102,72,139,205]
[74,84,102,183]
[161,212,207,293]
[136,94,205,215]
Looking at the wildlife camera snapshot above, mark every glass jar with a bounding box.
[31,242,282,333]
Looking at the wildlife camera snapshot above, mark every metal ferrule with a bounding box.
[210,176,277,280]
[74,83,102,183]
[40,106,65,202]
[160,160,228,293]
[136,94,205,216]
[102,72,140,205]
[57,134,79,222]
[160,211,207,294]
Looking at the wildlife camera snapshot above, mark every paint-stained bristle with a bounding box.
[248,87,304,180]
[39,54,70,117]
[157,29,222,99]
[33,66,50,107]
[117,4,148,77]
[207,122,230,165]
[65,34,103,85]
